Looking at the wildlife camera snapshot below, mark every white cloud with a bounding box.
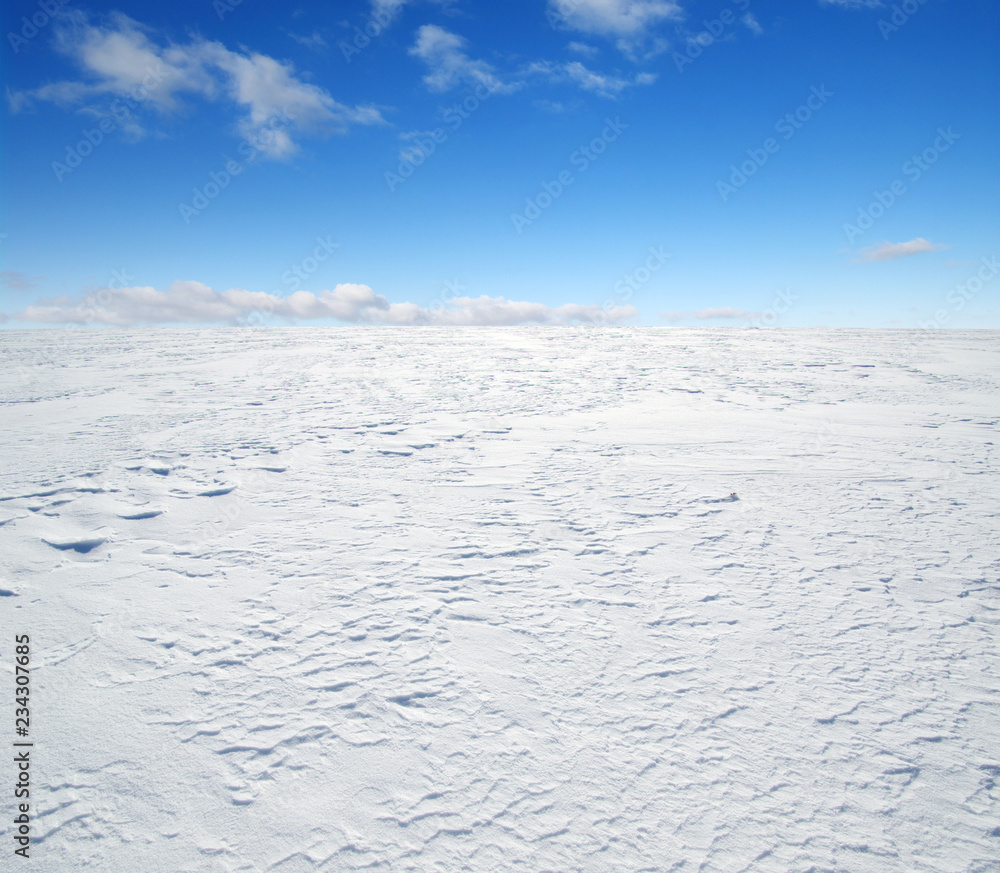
[13,282,638,327]
[549,0,680,59]
[409,25,512,93]
[8,12,382,158]
[16,282,387,326]
[660,307,761,321]
[548,0,684,63]
[568,41,601,56]
[204,46,381,156]
[42,13,211,113]
[854,237,948,262]
[550,0,682,37]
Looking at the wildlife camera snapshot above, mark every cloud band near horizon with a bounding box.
[8,281,639,327]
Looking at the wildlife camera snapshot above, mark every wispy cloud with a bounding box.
[0,271,43,291]
[660,307,762,322]
[396,128,441,163]
[819,0,883,7]
[854,237,948,262]
[550,0,682,37]
[13,282,638,327]
[568,41,601,57]
[285,29,328,50]
[742,13,763,35]
[367,0,454,26]
[563,60,656,96]
[549,0,681,58]
[8,12,382,158]
[409,25,512,93]
[533,98,583,113]
[371,0,410,15]
[408,25,653,99]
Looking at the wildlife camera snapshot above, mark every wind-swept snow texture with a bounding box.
[1,327,998,872]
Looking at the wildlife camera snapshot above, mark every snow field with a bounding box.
[1,327,998,872]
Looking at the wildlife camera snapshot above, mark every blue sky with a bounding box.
[2,0,998,327]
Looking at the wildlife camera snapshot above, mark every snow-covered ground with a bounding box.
[2,327,998,872]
